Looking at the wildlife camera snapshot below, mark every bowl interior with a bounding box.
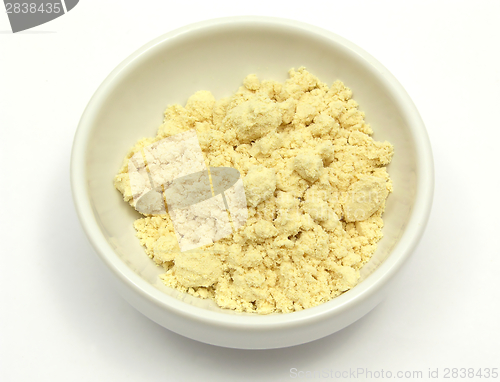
[79,19,421,314]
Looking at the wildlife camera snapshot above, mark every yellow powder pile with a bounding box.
[114,68,394,314]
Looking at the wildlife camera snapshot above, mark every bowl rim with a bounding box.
[70,15,434,329]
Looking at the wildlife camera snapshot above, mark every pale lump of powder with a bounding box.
[114,67,394,314]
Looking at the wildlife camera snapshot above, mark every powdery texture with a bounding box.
[114,68,394,314]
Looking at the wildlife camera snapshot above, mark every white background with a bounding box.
[1,1,499,381]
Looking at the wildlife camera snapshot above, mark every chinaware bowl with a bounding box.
[71,16,433,349]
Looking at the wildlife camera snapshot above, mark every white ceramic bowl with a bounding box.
[71,16,433,349]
